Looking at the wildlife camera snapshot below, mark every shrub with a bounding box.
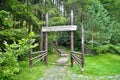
[0,32,38,80]
[96,44,120,54]
[0,43,20,80]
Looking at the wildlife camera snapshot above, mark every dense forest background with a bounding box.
[0,0,120,79]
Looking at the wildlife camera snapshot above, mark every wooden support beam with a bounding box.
[45,32,48,65]
[44,13,48,65]
[40,30,43,51]
[81,22,84,71]
[71,31,74,51]
[40,29,43,61]
[70,10,74,67]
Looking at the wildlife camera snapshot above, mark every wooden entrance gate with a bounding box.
[29,10,84,71]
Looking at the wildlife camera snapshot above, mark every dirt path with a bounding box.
[38,49,77,80]
[38,66,76,80]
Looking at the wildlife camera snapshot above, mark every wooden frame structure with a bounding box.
[29,10,84,71]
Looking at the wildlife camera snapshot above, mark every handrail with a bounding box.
[30,53,47,67]
[71,54,82,63]
[31,52,47,60]
[71,51,82,54]
[71,55,82,70]
[31,50,46,54]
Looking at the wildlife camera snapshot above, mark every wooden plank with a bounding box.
[31,51,46,54]
[57,57,68,65]
[61,54,68,57]
[56,49,67,54]
[74,54,81,59]
[72,51,82,55]
[41,25,77,32]
[31,52,47,60]
[71,55,82,70]
[71,53,82,63]
[30,53,47,67]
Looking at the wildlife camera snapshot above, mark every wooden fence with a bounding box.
[29,50,47,67]
[71,51,82,70]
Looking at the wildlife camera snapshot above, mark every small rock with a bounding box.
[78,75,83,78]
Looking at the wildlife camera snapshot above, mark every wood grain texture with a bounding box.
[42,25,77,32]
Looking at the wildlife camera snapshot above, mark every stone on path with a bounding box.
[57,57,68,65]
[56,49,68,65]
[56,49,67,54]
[60,54,68,57]
[38,66,76,80]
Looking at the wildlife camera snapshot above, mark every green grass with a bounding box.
[15,52,60,80]
[69,53,120,76]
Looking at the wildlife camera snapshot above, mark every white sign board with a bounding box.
[41,25,77,32]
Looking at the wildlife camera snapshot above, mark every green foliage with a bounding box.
[38,21,45,26]
[96,44,112,54]
[0,10,15,29]
[110,22,120,44]
[58,32,70,48]
[49,16,67,26]
[0,46,19,80]
[0,32,38,80]
[86,0,112,45]
[0,28,28,49]
[96,44,120,54]
[99,0,120,22]
[38,17,67,26]
[82,0,120,54]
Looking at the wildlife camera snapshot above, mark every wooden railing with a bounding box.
[29,50,47,67]
[71,51,82,70]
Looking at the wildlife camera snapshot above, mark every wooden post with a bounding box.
[44,13,48,65]
[81,15,84,71]
[29,48,32,67]
[40,29,43,51]
[70,10,74,67]
[40,29,43,61]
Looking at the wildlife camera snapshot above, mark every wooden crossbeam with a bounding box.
[41,25,77,32]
